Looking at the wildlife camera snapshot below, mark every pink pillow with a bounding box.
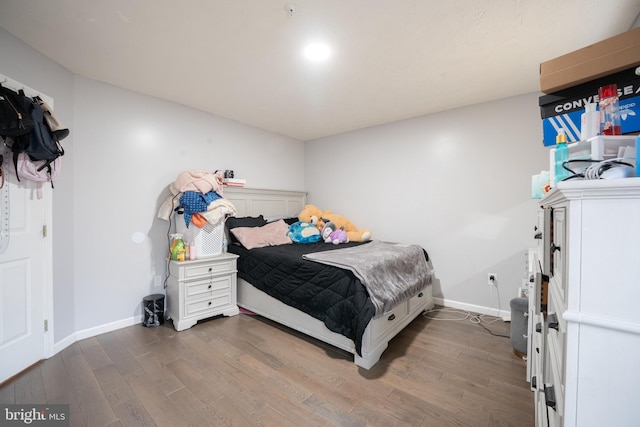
[231,219,292,250]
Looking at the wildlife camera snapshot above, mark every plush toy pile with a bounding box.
[299,204,371,243]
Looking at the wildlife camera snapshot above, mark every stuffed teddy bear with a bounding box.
[287,221,322,244]
[298,204,371,242]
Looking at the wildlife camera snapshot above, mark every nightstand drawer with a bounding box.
[185,293,233,317]
[169,258,236,280]
[185,275,232,300]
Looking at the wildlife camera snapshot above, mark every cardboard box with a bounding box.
[540,27,640,94]
[539,67,640,146]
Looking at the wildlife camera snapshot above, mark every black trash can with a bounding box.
[143,294,165,327]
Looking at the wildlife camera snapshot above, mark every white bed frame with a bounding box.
[223,187,435,369]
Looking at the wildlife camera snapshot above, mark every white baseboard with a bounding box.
[434,297,510,320]
[51,316,141,356]
[51,333,76,356]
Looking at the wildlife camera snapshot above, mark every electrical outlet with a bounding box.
[488,273,497,286]
[154,275,162,287]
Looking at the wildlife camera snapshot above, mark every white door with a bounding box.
[0,150,49,383]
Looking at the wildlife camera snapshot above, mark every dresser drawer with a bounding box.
[531,313,545,392]
[184,275,232,300]
[545,312,565,423]
[550,207,567,302]
[535,389,549,427]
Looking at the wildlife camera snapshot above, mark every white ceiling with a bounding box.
[1,1,639,141]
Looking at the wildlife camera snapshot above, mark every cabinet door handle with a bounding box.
[547,313,559,331]
[387,313,396,321]
[208,267,213,272]
[208,301,212,306]
[535,322,542,333]
[531,376,537,389]
[208,284,212,289]
[523,311,529,318]
[417,292,423,298]
[550,242,561,254]
[544,385,556,410]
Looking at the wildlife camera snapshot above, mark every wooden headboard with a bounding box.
[223,187,307,218]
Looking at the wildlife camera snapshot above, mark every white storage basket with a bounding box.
[175,212,223,258]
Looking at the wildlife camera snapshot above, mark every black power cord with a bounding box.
[559,158,635,181]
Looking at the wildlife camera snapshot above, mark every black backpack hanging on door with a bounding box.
[0,84,34,138]
[5,90,65,185]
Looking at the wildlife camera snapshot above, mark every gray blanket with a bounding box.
[303,240,433,316]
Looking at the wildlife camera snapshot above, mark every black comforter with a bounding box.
[228,241,376,355]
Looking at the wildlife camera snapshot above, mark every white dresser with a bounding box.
[166,253,240,331]
[535,178,640,427]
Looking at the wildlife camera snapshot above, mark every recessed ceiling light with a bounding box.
[304,43,331,61]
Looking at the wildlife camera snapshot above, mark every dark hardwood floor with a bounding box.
[0,307,534,426]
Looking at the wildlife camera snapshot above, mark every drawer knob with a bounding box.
[547,313,559,331]
[544,385,557,411]
[208,267,213,272]
[417,292,423,298]
[208,301,212,306]
[387,313,396,321]
[550,243,561,254]
[523,334,528,340]
[535,322,542,333]
[208,284,212,289]
[523,311,528,317]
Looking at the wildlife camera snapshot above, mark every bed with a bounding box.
[222,187,435,369]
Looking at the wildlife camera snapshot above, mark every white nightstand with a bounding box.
[166,253,239,331]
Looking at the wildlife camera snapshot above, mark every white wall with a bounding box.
[72,77,304,333]
[2,25,551,351]
[305,94,549,315]
[0,28,305,345]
